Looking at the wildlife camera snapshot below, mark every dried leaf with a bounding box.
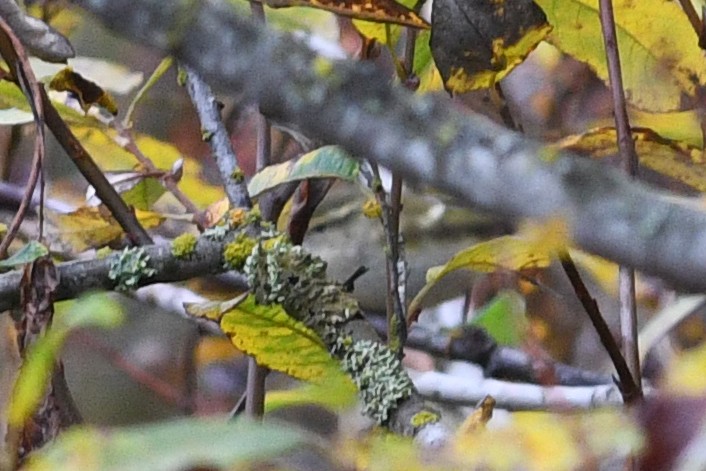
[430,0,551,93]
[48,67,118,115]
[263,0,429,29]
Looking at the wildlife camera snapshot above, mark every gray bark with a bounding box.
[71,0,706,293]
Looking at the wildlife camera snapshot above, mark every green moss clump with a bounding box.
[223,233,256,269]
[171,233,198,259]
[410,410,440,429]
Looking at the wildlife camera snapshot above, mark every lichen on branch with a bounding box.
[242,235,419,426]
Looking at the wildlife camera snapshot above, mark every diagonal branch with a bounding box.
[73,0,706,293]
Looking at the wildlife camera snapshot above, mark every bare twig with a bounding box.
[677,0,702,36]
[113,122,206,228]
[183,67,251,209]
[244,1,270,421]
[0,16,46,258]
[412,370,625,411]
[599,0,642,393]
[368,314,612,387]
[42,92,153,245]
[559,252,641,404]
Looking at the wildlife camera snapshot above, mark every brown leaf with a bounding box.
[262,0,429,29]
[49,67,118,115]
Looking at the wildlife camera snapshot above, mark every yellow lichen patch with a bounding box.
[362,198,382,219]
[228,208,247,228]
[223,234,257,269]
[410,410,440,428]
[171,233,198,259]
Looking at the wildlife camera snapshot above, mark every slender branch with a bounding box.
[41,91,153,245]
[599,0,642,392]
[412,370,625,411]
[183,67,251,209]
[559,252,641,403]
[244,0,270,421]
[368,314,612,387]
[0,16,46,258]
[113,123,206,228]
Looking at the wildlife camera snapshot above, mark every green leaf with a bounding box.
[0,241,49,268]
[430,0,551,93]
[470,290,528,347]
[8,292,124,427]
[248,145,359,198]
[119,177,167,211]
[413,30,444,93]
[535,0,706,112]
[23,418,304,471]
[556,127,706,193]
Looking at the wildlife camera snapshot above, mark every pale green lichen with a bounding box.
[108,247,156,291]
[223,233,257,269]
[171,233,197,259]
[203,223,230,241]
[410,410,440,429]
[336,339,414,424]
[242,235,414,426]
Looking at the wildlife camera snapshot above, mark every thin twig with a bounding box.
[677,0,702,36]
[183,67,251,209]
[113,122,206,229]
[243,0,270,421]
[42,92,153,245]
[599,0,642,393]
[559,251,641,404]
[0,16,46,258]
[72,331,193,409]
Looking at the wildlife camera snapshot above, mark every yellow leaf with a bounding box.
[409,219,568,320]
[72,127,224,207]
[452,410,641,471]
[628,109,703,148]
[457,395,495,437]
[556,127,706,192]
[215,294,344,383]
[663,341,706,395]
[48,206,163,252]
[535,0,706,112]
[265,373,357,412]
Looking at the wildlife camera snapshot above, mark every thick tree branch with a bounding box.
[73,0,706,293]
[0,235,244,311]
